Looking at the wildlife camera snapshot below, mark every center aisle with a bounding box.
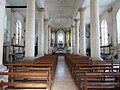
[52,56,78,90]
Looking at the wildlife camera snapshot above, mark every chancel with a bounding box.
[0,0,120,90]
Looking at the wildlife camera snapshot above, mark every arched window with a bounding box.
[58,32,64,43]
[4,13,7,44]
[51,32,55,46]
[101,20,109,46]
[15,20,22,45]
[116,9,120,44]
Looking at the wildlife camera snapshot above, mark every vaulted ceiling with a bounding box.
[6,0,117,28]
[44,0,84,28]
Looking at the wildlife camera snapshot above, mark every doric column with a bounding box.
[90,0,102,60]
[38,8,45,57]
[0,0,7,75]
[70,27,73,54]
[72,26,75,54]
[25,0,35,59]
[48,26,52,54]
[52,31,55,47]
[64,31,67,45]
[10,10,15,45]
[44,19,49,55]
[74,19,80,55]
[107,8,113,46]
[9,10,15,54]
[79,7,86,56]
[55,32,57,46]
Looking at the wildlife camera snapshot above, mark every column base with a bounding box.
[23,57,36,60]
[90,57,103,61]
[44,53,49,55]
[79,54,87,56]
[0,65,7,72]
[0,65,8,82]
[76,54,80,55]
[35,54,44,59]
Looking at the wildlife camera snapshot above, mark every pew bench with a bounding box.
[81,72,120,90]
[76,67,120,90]
[5,63,55,81]
[0,71,50,90]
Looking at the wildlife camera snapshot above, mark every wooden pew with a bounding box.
[65,55,90,72]
[2,55,58,90]
[5,55,58,84]
[76,67,120,89]
[16,55,57,75]
[74,63,120,84]
[80,71,120,90]
[65,55,120,90]
[5,63,54,81]
[0,69,50,90]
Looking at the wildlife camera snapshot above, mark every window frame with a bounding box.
[101,19,109,46]
[15,20,22,45]
[116,9,120,44]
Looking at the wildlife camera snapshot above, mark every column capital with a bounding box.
[74,19,79,22]
[71,25,75,28]
[48,25,51,28]
[107,7,113,13]
[11,8,16,12]
[37,8,45,12]
[44,18,49,22]
[78,7,86,12]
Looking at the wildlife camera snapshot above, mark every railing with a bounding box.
[11,45,25,61]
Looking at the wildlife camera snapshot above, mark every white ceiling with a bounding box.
[6,0,117,28]
[44,0,84,28]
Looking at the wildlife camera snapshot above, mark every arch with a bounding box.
[116,9,120,44]
[101,19,108,46]
[56,28,65,32]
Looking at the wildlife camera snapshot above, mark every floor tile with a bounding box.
[52,56,78,90]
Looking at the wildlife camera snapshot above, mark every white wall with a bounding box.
[112,0,120,50]
[100,0,120,51]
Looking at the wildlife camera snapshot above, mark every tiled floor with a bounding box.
[52,56,78,90]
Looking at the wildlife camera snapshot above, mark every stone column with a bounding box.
[10,10,15,45]
[74,19,80,55]
[72,26,75,54]
[107,8,113,45]
[55,32,57,46]
[48,26,52,54]
[0,0,7,75]
[71,26,75,54]
[9,10,15,55]
[70,27,73,54]
[79,7,86,56]
[52,31,55,47]
[38,8,45,57]
[90,0,102,60]
[25,0,35,59]
[64,31,67,46]
[44,19,49,55]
